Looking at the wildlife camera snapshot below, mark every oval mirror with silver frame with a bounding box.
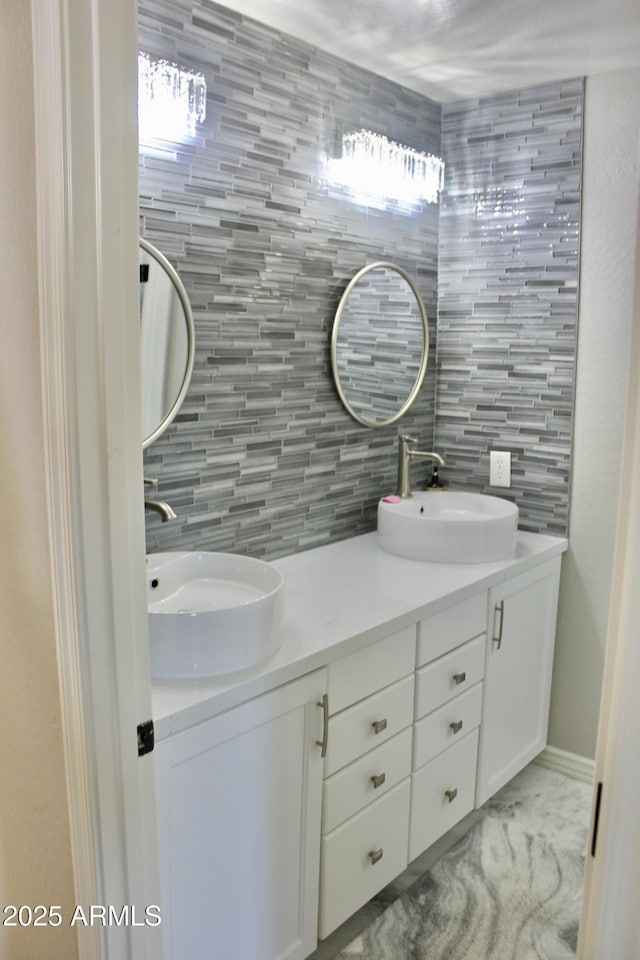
[331,261,429,428]
[140,238,195,448]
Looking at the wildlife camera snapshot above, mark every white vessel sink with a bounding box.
[147,551,285,679]
[377,491,518,563]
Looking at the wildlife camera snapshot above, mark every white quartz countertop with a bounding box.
[151,530,567,740]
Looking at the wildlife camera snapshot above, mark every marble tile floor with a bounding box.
[309,762,594,960]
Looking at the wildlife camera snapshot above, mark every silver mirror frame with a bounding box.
[330,261,429,428]
[140,237,196,448]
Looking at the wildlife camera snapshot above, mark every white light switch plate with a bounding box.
[490,450,511,487]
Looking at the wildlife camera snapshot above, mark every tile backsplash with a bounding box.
[140,0,582,557]
[436,80,583,534]
[140,0,440,558]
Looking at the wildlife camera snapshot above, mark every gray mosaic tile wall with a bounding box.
[139,0,441,558]
[435,80,583,534]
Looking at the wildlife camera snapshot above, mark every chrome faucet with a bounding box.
[397,434,446,499]
[144,478,177,522]
[145,498,177,522]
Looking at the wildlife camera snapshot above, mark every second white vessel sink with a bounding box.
[377,491,518,563]
[147,551,285,679]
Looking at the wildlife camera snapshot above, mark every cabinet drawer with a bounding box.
[319,779,410,939]
[327,625,416,715]
[413,682,483,771]
[325,674,414,776]
[322,727,412,834]
[415,634,485,720]
[417,592,487,666]
[409,728,479,862]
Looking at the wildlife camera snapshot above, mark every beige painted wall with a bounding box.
[0,1,78,956]
[549,67,640,759]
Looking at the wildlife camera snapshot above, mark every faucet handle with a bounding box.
[144,477,158,487]
[399,434,418,446]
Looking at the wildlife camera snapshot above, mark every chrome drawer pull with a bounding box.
[493,600,505,650]
[371,718,388,735]
[452,672,466,685]
[450,720,463,734]
[315,694,329,758]
[369,848,384,865]
[445,788,458,803]
[370,772,386,789]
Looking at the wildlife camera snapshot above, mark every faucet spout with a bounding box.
[145,498,177,522]
[396,434,446,499]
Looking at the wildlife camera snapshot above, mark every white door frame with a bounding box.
[30,0,640,957]
[577,200,640,958]
[31,1,160,957]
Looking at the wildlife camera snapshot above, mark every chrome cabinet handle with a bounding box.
[452,672,466,685]
[450,720,463,734]
[493,600,505,650]
[369,848,383,865]
[371,718,388,735]
[315,694,329,758]
[370,772,386,789]
[445,788,458,803]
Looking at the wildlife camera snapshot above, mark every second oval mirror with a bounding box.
[140,238,195,448]
[331,262,429,427]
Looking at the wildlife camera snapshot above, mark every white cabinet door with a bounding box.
[476,558,561,806]
[154,669,327,960]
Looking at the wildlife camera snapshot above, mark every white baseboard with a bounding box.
[534,745,596,784]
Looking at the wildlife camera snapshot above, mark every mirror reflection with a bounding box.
[331,262,429,427]
[140,238,195,448]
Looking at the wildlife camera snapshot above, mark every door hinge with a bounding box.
[591,781,603,857]
[137,719,155,756]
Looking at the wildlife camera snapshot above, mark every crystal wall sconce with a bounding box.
[138,52,206,143]
[330,129,445,204]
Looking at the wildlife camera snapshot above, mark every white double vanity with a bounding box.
[150,527,566,960]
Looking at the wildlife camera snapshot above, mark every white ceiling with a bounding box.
[219,0,640,101]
